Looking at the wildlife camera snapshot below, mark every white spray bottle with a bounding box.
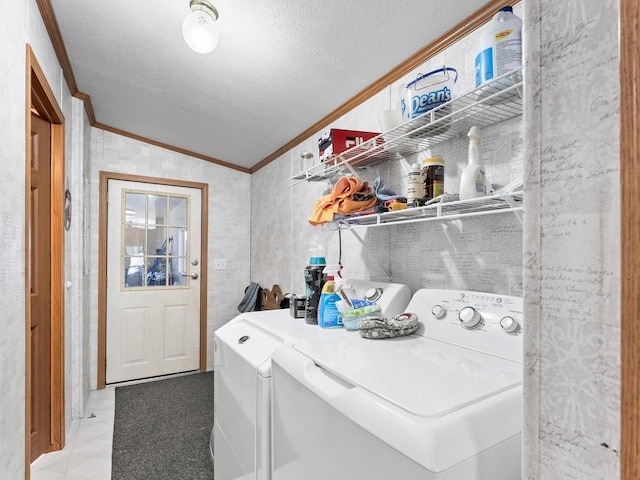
[459,126,486,200]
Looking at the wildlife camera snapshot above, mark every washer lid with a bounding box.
[293,334,522,417]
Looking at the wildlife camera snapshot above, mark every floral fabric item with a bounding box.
[358,312,419,339]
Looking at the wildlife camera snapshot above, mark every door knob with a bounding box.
[182,272,199,280]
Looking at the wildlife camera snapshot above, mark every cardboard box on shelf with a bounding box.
[318,129,382,164]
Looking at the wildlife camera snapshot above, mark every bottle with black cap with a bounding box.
[304,255,326,324]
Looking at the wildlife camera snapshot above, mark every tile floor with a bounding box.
[30,387,115,480]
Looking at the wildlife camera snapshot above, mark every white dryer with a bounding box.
[270,289,523,480]
[212,280,411,480]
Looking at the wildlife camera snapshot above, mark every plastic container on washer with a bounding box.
[340,304,382,331]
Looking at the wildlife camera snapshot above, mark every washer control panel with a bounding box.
[407,289,523,362]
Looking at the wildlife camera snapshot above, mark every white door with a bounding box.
[106,179,202,384]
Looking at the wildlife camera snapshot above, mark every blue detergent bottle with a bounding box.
[318,265,342,328]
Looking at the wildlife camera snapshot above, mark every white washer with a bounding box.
[271,289,523,480]
[212,280,411,480]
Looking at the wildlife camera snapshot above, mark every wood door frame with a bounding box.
[25,44,65,477]
[621,0,640,477]
[97,172,209,389]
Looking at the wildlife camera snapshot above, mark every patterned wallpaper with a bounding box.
[0,1,29,477]
[67,96,92,421]
[523,0,621,478]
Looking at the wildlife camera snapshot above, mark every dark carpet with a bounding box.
[112,372,215,480]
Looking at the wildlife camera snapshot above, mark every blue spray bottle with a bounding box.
[318,265,342,328]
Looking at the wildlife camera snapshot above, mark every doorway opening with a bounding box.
[97,172,209,389]
[25,44,65,474]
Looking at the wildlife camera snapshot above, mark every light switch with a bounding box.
[214,258,226,270]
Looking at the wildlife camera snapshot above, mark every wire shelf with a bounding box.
[289,67,523,187]
[335,191,524,230]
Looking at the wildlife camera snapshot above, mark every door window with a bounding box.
[122,190,190,289]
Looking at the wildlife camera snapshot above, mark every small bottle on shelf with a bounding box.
[406,163,425,207]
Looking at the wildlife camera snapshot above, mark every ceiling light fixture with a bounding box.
[182,0,219,54]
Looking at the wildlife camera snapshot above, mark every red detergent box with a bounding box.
[318,129,382,164]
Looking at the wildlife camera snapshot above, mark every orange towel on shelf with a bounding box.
[309,176,378,226]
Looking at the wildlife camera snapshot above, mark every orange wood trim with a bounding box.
[251,0,516,173]
[621,0,640,477]
[26,44,66,477]
[98,172,210,387]
[97,173,108,389]
[35,0,78,95]
[101,171,209,190]
[73,91,97,126]
[49,122,65,452]
[94,122,251,174]
[25,44,33,480]
[200,184,209,371]
[28,48,64,124]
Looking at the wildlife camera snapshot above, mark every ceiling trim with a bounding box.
[35,0,78,94]
[94,122,251,173]
[250,0,516,173]
[73,91,96,125]
[37,0,101,130]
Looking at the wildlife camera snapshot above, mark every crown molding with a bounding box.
[94,122,250,173]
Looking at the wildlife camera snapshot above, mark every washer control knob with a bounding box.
[500,316,520,334]
[458,306,482,329]
[431,304,447,319]
[365,287,383,302]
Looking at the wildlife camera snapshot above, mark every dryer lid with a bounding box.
[293,334,522,417]
[215,318,284,377]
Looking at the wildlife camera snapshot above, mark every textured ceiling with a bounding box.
[50,0,488,170]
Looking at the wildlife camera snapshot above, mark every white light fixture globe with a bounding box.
[182,0,219,54]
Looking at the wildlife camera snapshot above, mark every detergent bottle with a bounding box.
[459,126,487,200]
[318,265,342,328]
[304,256,326,324]
[305,226,332,324]
[475,6,522,87]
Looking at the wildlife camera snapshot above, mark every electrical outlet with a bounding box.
[214,258,226,270]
